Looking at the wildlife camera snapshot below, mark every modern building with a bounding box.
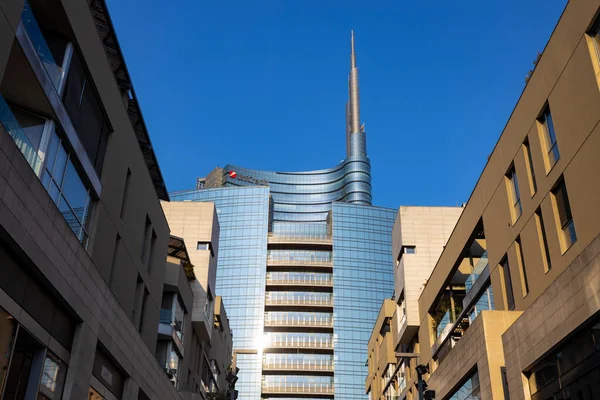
[365,206,462,400]
[158,231,234,399]
[161,201,235,397]
[171,32,396,400]
[0,0,180,398]
[0,0,234,399]
[370,0,600,399]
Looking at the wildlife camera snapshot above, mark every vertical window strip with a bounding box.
[536,209,552,272]
[501,257,515,310]
[515,237,529,296]
[539,108,560,171]
[523,140,537,195]
[506,167,522,222]
[552,179,577,251]
[119,169,131,220]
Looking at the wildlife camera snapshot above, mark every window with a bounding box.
[62,50,110,175]
[501,257,515,310]
[515,237,529,296]
[523,139,537,195]
[39,352,67,399]
[197,241,210,251]
[448,370,481,400]
[552,179,576,252]
[538,107,560,171]
[536,209,552,272]
[109,234,121,286]
[141,215,152,262]
[148,230,157,273]
[403,246,416,254]
[119,169,131,220]
[506,166,522,222]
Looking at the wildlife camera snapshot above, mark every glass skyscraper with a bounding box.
[171,32,395,400]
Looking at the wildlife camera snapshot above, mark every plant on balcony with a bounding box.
[182,260,196,281]
[205,391,228,400]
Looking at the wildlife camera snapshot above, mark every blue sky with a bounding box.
[106,0,567,209]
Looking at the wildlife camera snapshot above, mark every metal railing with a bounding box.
[264,316,333,328]
[266,273,333,286]
[267,337,333,349]
[263,359,334,371]
[265,296,333,307]
[261,383,334,395]
[267,251,332,265]
[268,233,332,244]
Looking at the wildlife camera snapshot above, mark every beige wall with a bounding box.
[428,311,521,399]
[502,232,600,400]
[392,206,462,345]
[162,201,220,340]
[366,299,396,398]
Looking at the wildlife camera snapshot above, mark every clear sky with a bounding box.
[106,0,567,209]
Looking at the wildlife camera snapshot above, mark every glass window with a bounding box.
[523,140,537,195]
[515,237,529,296]
[39,352,67,399]
[552,179,576,252]
[506,167,522,222]
[0,307,17,395]
[535,209,552,272]
[501,257,515,310]
[539,107,560,171]
[403,246,416,254]
[448,370,481,400]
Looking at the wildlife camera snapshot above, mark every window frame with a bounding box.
[538,107,560,173]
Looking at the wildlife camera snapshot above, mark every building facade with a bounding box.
[369,1,600,399]
[0,0,180,398]
[160,202,234,398]
[171,32,396,400]
[365,206,462,400]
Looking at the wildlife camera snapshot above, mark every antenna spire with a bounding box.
[348,30,361,136]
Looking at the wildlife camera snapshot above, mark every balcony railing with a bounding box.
[465,252,488,295]
[0,97,43,176]
[265,296,333,307]
[267,251,332,266]
[263,360,334,372]
[261,382,334,395]
[267,337,333,349]
[20,1,63,91]
[266,274,333,287]
[268,233,332,245]
[264,316,333,328]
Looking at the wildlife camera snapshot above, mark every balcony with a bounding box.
[262,360,334,373]
[265,295,333,310]
[266,274,333,289]
[264,316,334,329]
[267,251,333,268]
[261,382,334,397]
[266,337,333,351]
[268,233,332,246]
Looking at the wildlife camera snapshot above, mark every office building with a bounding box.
[171,31,396,399]
[0,0,232,398]
[366,206,462,400]
[369,0,600,399]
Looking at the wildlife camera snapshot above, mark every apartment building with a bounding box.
[366,207,462,400]
[159,233,233,399]
[0,0,181,398]
[414,0,600,398]
[161,201,235,397]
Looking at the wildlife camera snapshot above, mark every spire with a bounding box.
[346,30,366,157]
[348,30,361,136]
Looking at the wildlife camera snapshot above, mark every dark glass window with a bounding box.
[552,179,576,251]
[536,209,552,271]
[539,107,560,171]
[523,140,537,195]
[515,237,529,296]
[507,167,522,222]
[501,257,515,310]
[62,50,110,175]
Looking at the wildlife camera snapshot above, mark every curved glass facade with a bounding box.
[222,154,371,222]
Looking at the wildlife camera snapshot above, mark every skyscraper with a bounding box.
[171,32,395,399]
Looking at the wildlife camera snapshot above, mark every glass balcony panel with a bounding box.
[160,309,173,324]
[0,96,43,175]
[465,252,488,294]
[20,1,62,90]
